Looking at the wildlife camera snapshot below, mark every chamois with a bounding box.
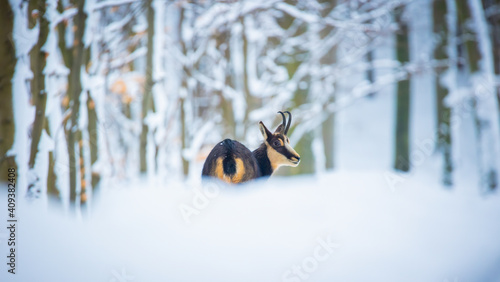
[202,111,300,184]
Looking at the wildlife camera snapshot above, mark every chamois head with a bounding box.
[259,111,301,169]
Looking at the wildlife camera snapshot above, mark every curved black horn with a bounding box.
[284,111,292,135]
[277,111,286,132]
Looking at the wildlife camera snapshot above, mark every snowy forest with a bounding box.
[2,0,499,210]
[2,0,500,281]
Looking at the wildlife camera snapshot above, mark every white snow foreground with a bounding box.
[2,171,500,282]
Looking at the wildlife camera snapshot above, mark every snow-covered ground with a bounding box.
[1,168,499,282]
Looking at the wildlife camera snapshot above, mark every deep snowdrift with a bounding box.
[1,170,500,282]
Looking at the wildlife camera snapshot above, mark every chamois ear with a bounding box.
[259,121,272,140]
[274,124,284,134]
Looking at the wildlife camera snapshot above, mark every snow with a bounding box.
[27,129,53,202]
[8,0,37,200]
[274,2,319,24]
[1,170,500,282]
[91,0,138,11]
[468,0,500,192]
[182,121,215,182]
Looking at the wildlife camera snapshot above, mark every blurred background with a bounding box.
[3,0,499,211]
[2,0,500,281]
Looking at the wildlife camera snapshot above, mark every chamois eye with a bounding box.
[273,140,281,147]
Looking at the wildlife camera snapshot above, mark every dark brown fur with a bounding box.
[202,113,300,184]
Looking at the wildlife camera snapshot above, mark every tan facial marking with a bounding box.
[266,140,300,171]
[267,145,287,171]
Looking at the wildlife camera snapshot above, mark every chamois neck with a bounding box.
[252,143,273,177]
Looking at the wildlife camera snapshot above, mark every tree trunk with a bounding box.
[240,16,259,140]
[277,8,315,176]
[319,0,337,171]
[45,113,59,203]
[293,82,315,175]
[140,0,155,173]
[481,0,500,124]
[279,55,315,176]
[87,95,100,194]
[457,0,499,191]
[28,0,49,170]
[222,32,236,138]
[322,110,335,170]
[178,7,189,177]
[456,0,480,73]
[466,0,500,191]
[65,0,86,210]
[393,6,411,172]
[366,50,375,98]
[47,151,59,202]
[433,0,453,186]
[0,0,16,181]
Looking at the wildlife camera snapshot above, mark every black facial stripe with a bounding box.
[276,146,297,159]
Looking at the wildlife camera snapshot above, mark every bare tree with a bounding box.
[58,0,87,210]
[0,0,16,182]
[393,5,411,172]
[27,0,49,199]
[320,0,337,171]
[433,0,453,186]
[140,0,155,173]
[481,0,500,123]
[467,0,500,191]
